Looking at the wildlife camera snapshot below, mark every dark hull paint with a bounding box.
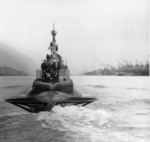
[5,91,98,113]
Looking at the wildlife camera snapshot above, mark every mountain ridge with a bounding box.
[0,42,38,75]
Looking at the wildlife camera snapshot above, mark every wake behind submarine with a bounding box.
[5,25,98,113]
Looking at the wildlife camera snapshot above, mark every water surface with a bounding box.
[0,76,149,142]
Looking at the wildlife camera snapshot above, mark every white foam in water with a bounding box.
[37,106,113,136]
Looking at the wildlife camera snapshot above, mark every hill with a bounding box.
[0,42,38,75]
[0,66,28,76]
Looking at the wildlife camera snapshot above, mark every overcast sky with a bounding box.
[0,0,149,74]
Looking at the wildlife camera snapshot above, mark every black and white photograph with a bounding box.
[0,0,149,141]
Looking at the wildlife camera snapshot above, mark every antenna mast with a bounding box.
[51,23,57,44]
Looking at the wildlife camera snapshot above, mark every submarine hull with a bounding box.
[5,94,98,113]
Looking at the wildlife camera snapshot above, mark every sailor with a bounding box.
[41,42,62,82]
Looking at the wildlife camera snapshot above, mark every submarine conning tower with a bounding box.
[49,23,58,49]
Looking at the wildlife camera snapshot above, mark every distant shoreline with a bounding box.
[0,66,28,76]
[81,60,149,76]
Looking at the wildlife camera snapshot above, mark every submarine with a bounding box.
[5,25,98,113]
